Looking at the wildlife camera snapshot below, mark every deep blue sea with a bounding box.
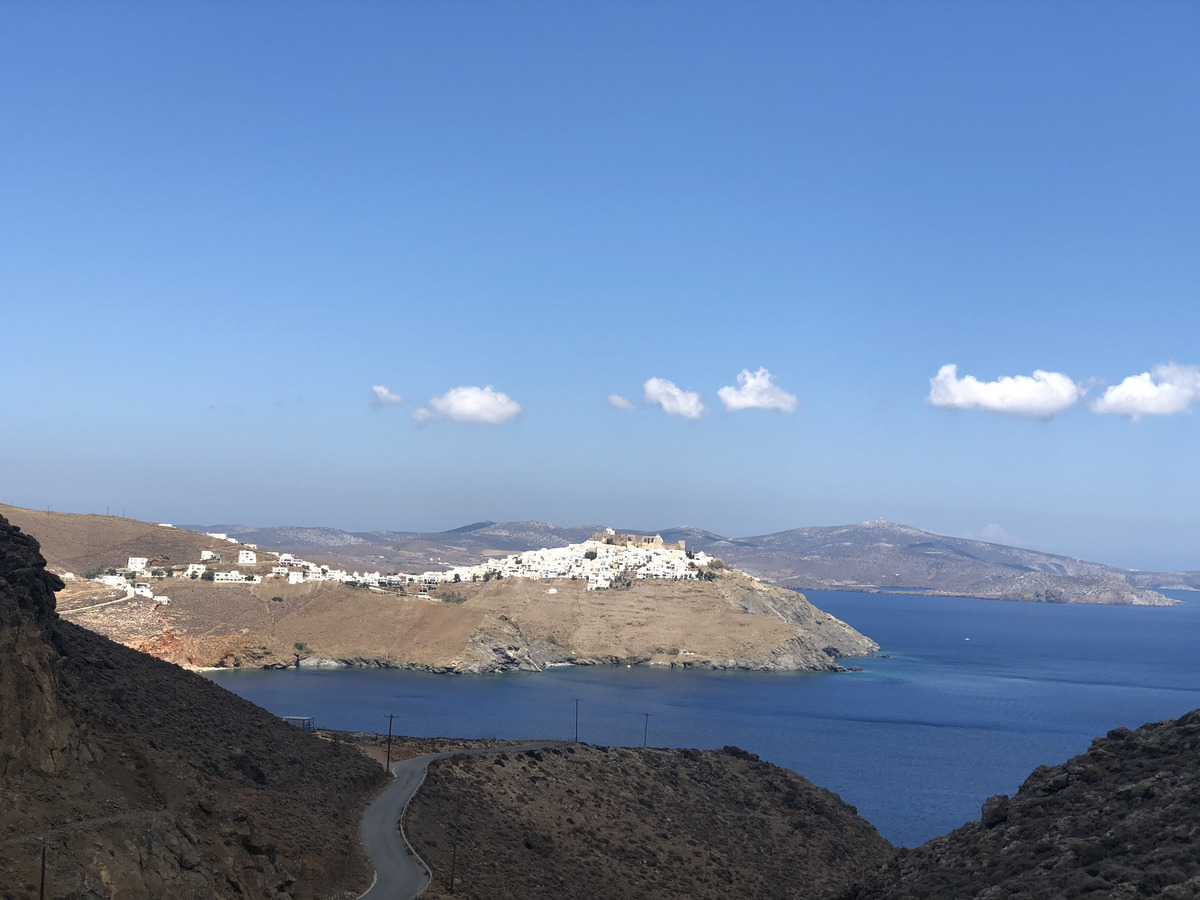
[206,590,1200,847]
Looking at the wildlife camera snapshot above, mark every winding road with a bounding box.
[358,742,561,900]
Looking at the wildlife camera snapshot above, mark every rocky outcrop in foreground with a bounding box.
[408,744,896,899]
[857,710,1200,899]
[406,707,1200,900]
[0,515,386,899]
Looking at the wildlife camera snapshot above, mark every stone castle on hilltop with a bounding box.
[588,528,686,551]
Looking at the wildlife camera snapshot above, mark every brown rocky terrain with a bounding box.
[0,514,387,899]
[0,504,247,578]
[404,710,1200,900]
[4,505,878,674]
[406,744,897,899]
[855,709,1200,900]
[65,568,877,674]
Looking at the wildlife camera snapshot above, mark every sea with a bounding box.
[206,589,1200,848]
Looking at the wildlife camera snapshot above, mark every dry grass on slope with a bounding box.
[0,505,235,576]
[407,744,895,900]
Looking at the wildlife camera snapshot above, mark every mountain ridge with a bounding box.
[183,516,1194,605]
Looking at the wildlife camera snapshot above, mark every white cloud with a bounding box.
[608,394,635,410]
[412,385,522,425]
[1090,363,1200,419]
[370,384,403,408]
[717,367,799,413]
[927,364,1080,419]
[977,524,1020,546]
[643,377,705,419]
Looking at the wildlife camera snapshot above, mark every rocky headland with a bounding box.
[112,567,878,675]
[1,505,878,674]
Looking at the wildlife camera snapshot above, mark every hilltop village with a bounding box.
[80,527,715,595]
[417,529,715,591]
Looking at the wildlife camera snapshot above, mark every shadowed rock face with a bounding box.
[0,515,64,621]
[0,515,387,898]
[0,516,72,776]
[857,710,1200,900]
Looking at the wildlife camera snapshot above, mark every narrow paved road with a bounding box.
[358,742,561,900]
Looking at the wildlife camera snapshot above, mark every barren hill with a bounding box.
[405,708,1200,899]
[703,520,1181,604]
[407,744,896,900]
[0,513,387,899]
[0,504,236,576]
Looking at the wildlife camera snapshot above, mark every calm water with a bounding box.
[206,590,1200,847]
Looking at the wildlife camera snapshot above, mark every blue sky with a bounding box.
[2,2,1198,570]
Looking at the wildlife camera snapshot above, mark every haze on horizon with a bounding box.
[2,4,1198,572]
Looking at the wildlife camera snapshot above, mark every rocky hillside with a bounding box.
[0,514,386,899]
[706,520,1179,604]
[407,744,896,900]
[857,709,1200,899]
[63,564,878,674]
[405,707,1200,900]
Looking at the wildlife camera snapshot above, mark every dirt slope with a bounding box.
[0,504,242,576]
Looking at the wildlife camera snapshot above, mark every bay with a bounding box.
[206,590,1200,847]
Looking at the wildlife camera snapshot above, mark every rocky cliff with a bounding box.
[0,518,72,777]
[0,515,387,899]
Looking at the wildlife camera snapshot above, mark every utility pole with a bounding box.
[384,714,398,772]
[36,837,50,900]
[447,791,463,893]
[643,713,651,748]
[573,698,581,742]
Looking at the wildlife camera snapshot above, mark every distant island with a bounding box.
[179,515,1190,606]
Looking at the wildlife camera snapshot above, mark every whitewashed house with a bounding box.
[238,550,258,566]
[127,557,148,573]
